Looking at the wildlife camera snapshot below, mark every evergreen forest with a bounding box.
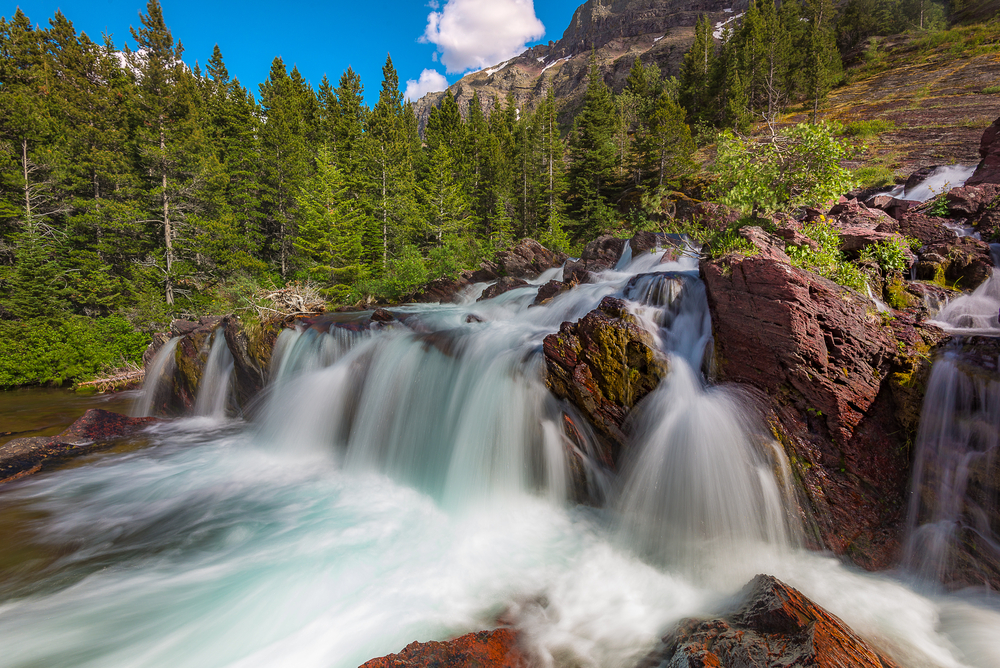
[0,0,966,386]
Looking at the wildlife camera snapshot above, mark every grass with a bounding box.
[854,165,898,188]
[844,119,896,138]
[911,20,1000,58]
[983,84,1000,94]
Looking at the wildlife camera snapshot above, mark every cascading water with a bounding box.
[903,349,1000,585]
[3,240,1000,668]
[880,164,977,203]
[131,337,179,417]
[193,329,236,418]
[929,244,1000,335]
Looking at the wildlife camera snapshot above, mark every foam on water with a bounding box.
[4,239,1000,668]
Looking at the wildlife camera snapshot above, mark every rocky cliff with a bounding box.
[413,0,745,130]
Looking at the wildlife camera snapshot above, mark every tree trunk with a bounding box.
[161,124,174,306]
[22,139,31,224]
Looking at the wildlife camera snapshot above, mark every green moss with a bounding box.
[885,276,915,309]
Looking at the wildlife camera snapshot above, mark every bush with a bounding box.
[711,123,859,214]
[785,219,869,292]
[0,316,150,389]
[859,237,909,273]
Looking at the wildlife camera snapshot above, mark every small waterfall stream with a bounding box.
[131,337,179,418]
[3,241,1000,668]
[193,330,235,418]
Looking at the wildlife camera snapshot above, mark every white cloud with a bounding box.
[421,0,545,73]
[404,69,449,101]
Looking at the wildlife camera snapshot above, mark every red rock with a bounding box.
[562,235,627,283]
[914,236,994,290]
[359,629,527,668]
[532,279,570,306]
[495,238,568,279]
[945,183,1000,216]
[370,308,396,323]
[828,198,898,230]
[478,276,530,301]
[966,115,1000,186]
[1,409,159,484]
[637,575,901,668]
[702,253,948,568]
[896,211,955,245]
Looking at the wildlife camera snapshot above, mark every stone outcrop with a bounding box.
[360,629,527,668]
[0,409,158,484]
[967,115,1000,186]
[411,239,564,304]
[562,235,627,283]
[543,296,668,464]
[913,236,995,290]
[636,575,900,668]
[532,279,571,306]
[478,276,530,301]
[702,238,948,569]
[495,239,568,279]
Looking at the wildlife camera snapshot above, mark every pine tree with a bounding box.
[535,87,569,251]
[802,0,842,122]
[293,146,366,298]
[128,0,205,306]
[568,54,617,239]
[639,92,696,188]
[679,16,717,127]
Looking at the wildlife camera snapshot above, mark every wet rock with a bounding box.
[562,235,627,282]
[702,253,949,569]
[478,276,530,301]
[495,238,568,279]
[370,308,396,323]
[221,315,279,412]
[532,279,570,306]
[410,275,471,304]
[465,313,484,324]
[636,575,901,668]
[543,296,669,463]
[360,628,527,668]
[914,237,995,290]
[142,332,171,368]
[967,115,1000,186]
[0,409,158,484]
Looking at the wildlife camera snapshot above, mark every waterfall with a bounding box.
[614,265,798,576]
[193,329,235,418]
[903,349,1000,585]
[930,244,1000,335]
[131,337,179,417]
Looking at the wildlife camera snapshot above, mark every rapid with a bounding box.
[0,242,998,668]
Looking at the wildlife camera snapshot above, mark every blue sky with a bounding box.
[10,0,582,104]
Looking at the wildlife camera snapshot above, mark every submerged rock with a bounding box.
[636,574,900,668]
[543,296,668,464]
[0,409,158,484]
[360,628,527,668]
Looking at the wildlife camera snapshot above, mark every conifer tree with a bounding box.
[802,0,842,121]
[568,54,617,239]
[678,16,717,127]
[128,0,205,305]
[535,87,569,251]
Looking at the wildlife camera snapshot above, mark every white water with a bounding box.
[904,352,1000,585]
[930,245,1000,335]
[132,337,179,418]
[882,164,977,203]
[193,329,235,418]
[3,243,1000,668]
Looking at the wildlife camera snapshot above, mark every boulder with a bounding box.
[562,235,627,282]
[495,238,568,279]
[360,629,527,668]
[636,575,900,668]
[531,279,570,306]
[827,198,898,231]
[221,315,279,411]
[896,211,957,246]
[944,183,1000,216]
[914,236,995,290]
[966,115,1000,186]
[478,276,530,301]
[702,252,948,569]
[543,296,668,464]
[0,409,158,484]
[410,275,472,304]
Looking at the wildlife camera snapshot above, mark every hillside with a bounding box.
[413,0,749,130]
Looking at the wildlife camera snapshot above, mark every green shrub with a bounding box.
[853,165,897,189]
[785,219,869,292]
[983,84,1000,94]
[0,316,150,389]
[859,237,910,273]
[844,119,896,137]
[705,228,758,259]
[711,123,859,214]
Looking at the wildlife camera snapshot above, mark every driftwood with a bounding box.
[241,282,326,320]
[75,367,145,393]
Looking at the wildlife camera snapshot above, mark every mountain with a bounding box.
[413,0,748,130]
